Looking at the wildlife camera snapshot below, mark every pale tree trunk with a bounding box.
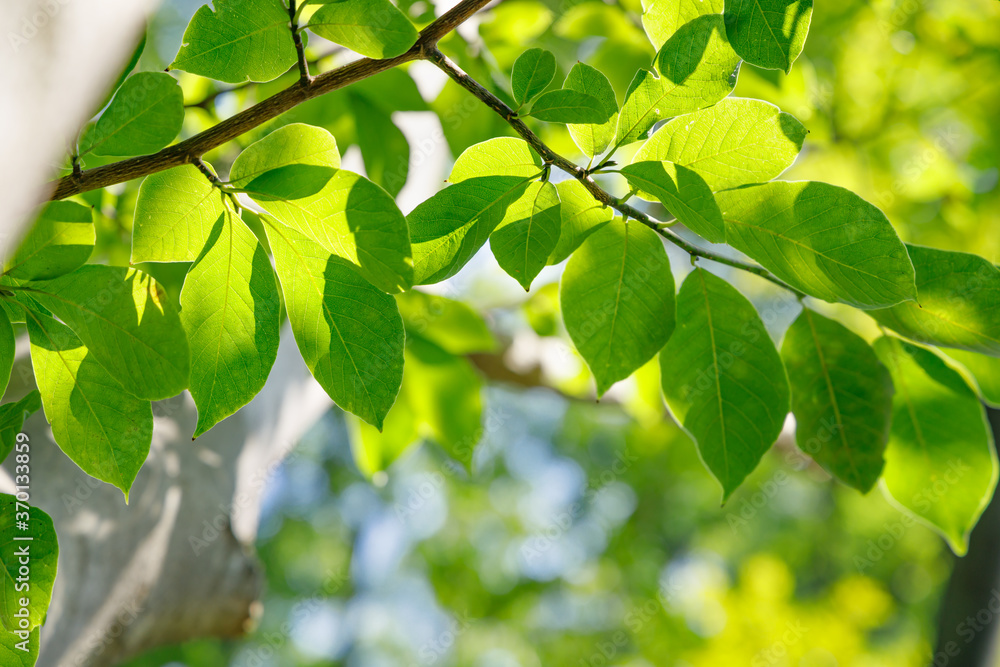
[0,330,332,667]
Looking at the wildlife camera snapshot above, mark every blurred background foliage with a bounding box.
[85,0,1000,664]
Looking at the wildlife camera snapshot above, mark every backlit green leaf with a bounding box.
[511,48,556,106]
[562,221,675,396]
[0,391,41,465]
[874,337,997,555]
[781,309,892,492]
[870,245,1000,356]
[717,181,916,308]
[171,0,297,83]
[564,63,619,157]
[0,627,38,665]
[723,0,813,73]
[0,494,58,630]
[26,312,152,499]
[263,218,404,429]
[449,138,542,183]
[6,201,94,281]
[642,0,724,49]
[132,165,228,263]
[233,130,411,293]
[181,208,280,437]
[491,181,561,291]
[410,176,531,285]
[659,268,789,501]
[24,265,190,401]
[529,89,610,124]
[633,98,806,191]
[547,180,613,265]
[619,160,725,243]
[615,15,740,147]
[80,72,184,157]
[0,309,13,399]
[946,350,1000,407]
[307,0,418,59]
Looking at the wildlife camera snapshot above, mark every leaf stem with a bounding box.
[423,47,805,298]
[288,0,312,84]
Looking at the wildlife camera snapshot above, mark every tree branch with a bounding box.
[49,0,493,201]
[423,47,805,298]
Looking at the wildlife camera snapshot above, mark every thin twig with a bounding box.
[423,47,805,297]
[49,0,493,200]
[287,0,312,84]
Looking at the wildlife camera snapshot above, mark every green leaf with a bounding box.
[561,221,676,396]
[180,209,280,437]
[945,350,1000,407]
[528,89,610,124]
[396,291,497,355]
[410,176,531,285]
[659,268,789,501]
[0,627,39,666]
[133,165,228,263]
[0,391,41,465]
[449,138,542,183]
[6,201,95,281]
[232,129,411,293]
[723,0,813,73]
[870,245,1000,356]
[511,48,556,106]
[80,72,184,157]
[874,337,997,555]
[349,94,409,197]
[263,218,404,429]
[490,181,561,291]
[547,180,613,265]
[0,494,58,630]
[642,0,724,49]
[307,0,418,59]
[24,265,190,401]
[564,63,619,158]
[615,15,741,147]
[170,0,297,84]
[0,309,13,399]
[781,309,892,492]
[716,181,916,308]
[619,160,726,243]
[26,312,152,499]
[633,98,806,191]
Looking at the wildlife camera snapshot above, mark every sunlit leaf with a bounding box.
[562,221,675,396]
[633,98,806,191]
[0,310,12,398]
[263,218,404,429]
[615,15,740,147]
[717,181,916,308]
[723,0,813,73]
[874,337,997,555]
[619,160,725,243]
[410,176,531,285]
[945,350,1000,407]
[870,244,1000,357]
[511,48,556,106]
[547,180,613,266]
[171,0,297,83]
[659,268,789,501]
[80,72,183,157]
[0,494,58,630]
[564,63,619,157]
[529,89,610,124]
[449,138,542,183]
[642,0,724,49]
[24,265,190,401]
[0,391,41,465]
[490,180,561,290]
[5,201,94,281]
[133,165,228,263]
[307,0,418,59]
[180,208,280,437]
[26,312,153,499]
[781,309,892,492]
